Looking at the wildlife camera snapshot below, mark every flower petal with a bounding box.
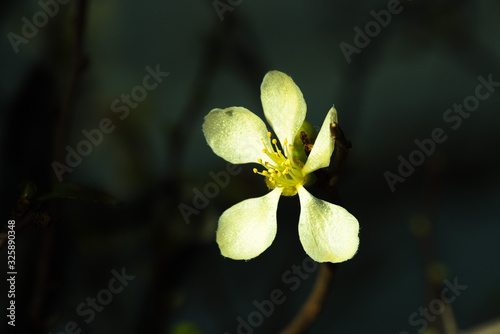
[297,186,359,263]
[261,71,307,147]
[202,107,270,164]
[302,106,338,175]
[216,188,282,260]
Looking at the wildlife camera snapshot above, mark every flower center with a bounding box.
[253,132,305,196]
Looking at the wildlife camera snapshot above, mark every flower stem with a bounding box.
[279,263,338,334]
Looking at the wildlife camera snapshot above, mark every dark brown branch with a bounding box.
[29,0,91,329]
[279,263,338,334]
[54,0,90,163]
[328,122,352,189]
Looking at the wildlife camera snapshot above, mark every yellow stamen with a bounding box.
[254,134,305,192]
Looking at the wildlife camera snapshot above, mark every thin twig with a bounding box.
[30,0,91,329]
[279,263,338,334]
[54,0,90,163]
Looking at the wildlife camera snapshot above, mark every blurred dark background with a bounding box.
[1,0,499,333]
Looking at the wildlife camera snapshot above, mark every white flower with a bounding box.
[202,71,359,263]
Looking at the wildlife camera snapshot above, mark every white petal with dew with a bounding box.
[297,186,359,263]
[302,106,338,175]
[216,188,282,260]
[202,107,270,164]
[261,71,307,148]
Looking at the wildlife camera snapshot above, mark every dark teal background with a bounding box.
[1,0,499,333]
